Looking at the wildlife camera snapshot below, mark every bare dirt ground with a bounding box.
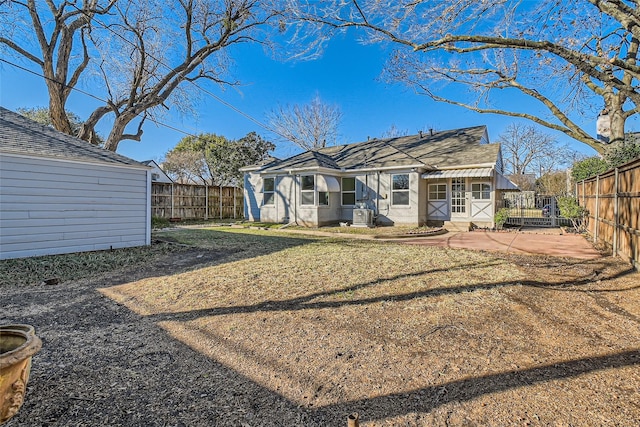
[2,229,639,426]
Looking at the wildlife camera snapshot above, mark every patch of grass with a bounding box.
[152,216,171,229]
[154,227,321,258]
[0,242,186,286]
[291,224,440,236]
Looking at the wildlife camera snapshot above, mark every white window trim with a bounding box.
[341,177,356,206]
[428,183,447,201]
[318,191,329,207]
[300,174,315,206]
[263,177,275,206]
[391,173,410,206]
[471,182,491,200]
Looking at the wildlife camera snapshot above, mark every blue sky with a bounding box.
[0,31,600,164]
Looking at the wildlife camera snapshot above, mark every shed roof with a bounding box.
[0,107,146,168]
[260,126,499,173]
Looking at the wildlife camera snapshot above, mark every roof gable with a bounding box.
[262,125,499,173]
[0,107,145,168]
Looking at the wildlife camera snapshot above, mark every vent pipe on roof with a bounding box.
[419,130,423,138]
[429,128,434,136]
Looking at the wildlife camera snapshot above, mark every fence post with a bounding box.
[205,185,209,220]
[233,187,237,219]
[594,175,600,243]
[171,183,175,219]
[219,185,223,220]
[613,168,619,257]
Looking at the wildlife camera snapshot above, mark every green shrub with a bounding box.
[572,157,608,181]
[494,208,510,230]
[557,197,587,233]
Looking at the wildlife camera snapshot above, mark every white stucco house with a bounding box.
[241,126,519,230]
[0,107,152,260]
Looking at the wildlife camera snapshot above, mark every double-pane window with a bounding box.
[263,177,275,205]
[471,183,491,200]
[301,175,315,205]
[342,177,356,205]
[391,174,410,205]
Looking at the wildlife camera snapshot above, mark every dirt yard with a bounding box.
[2,228,639,426]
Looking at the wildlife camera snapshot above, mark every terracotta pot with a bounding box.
[0,325,42,424]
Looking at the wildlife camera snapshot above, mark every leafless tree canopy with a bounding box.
[538,171,572,196]
[163,149,212,185]
[1,0,282,151]
[267,94,342,151]
[284,0,640,154]
[497,123,574,177]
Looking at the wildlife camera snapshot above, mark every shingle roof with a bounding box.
[261,125,499,173]
[0,107,146,167]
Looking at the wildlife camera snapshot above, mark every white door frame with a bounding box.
[450,177,468,219]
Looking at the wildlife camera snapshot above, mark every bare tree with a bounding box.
[497,123,574,177]
[1,0,116,136]
[17,106,104,145]
[285,0,640,154]
[2,0,281,151]
[267,94,342,151]
[381,124,409,138]
[162,149,211,185]
[538,170,572,196]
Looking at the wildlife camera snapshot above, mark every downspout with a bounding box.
[294,174,299,224]
[286,171,299,226]
[145,170,152,245]
[376,171,381,221]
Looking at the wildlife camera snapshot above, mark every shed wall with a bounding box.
[0,154,149,260]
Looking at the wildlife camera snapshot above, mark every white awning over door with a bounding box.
[422,168,494,179]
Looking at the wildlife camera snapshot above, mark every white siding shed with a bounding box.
[0,107,151,260]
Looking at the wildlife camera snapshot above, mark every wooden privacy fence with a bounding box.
[151,183,243,220]
[576,157,640,270]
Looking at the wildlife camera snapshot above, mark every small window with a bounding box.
[472,183,491,200]
[318,192,329,206]
[429,183,447,200]
[342,177,356,205]
[263,177,275,205]
[391,174,410,205]
[301,175,315,205]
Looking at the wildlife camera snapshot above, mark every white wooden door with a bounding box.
[450,178,467,218]
[427,183,448,218]
[470,182,492,220]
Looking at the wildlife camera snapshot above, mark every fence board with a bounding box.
[577,158,640,270]
[151,183,243,220]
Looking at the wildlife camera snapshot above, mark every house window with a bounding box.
[342,177,356,205]
[318,191,329,206]
[263,177,275,205]
[391,174,410,205]
[301,175,315,205]
[471,183,491,200]
[429,183,447,200]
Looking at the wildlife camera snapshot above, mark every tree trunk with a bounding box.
[103,112,137,152]
[45,80,72,136]
[609,107,626,144]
